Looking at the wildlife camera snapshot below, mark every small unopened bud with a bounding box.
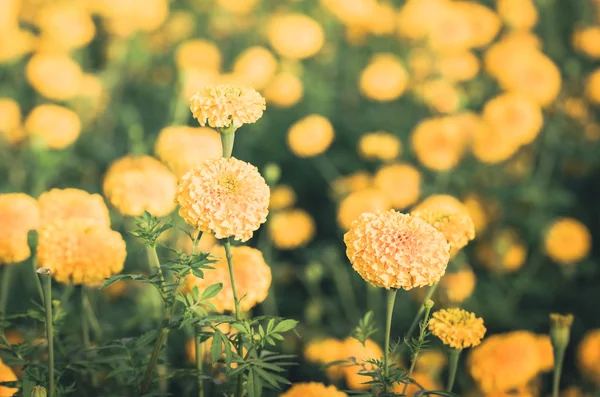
[550,313,574,350]
[305,261,324,284]
[424,299,435,310]
[263,163,281,186]
[305,298,324,325]
[36,267,51,276]
[31,386,47,397]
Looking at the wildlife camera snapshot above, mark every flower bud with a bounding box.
[31,386,47,397]
[550,313,574,351]
[305,261,324,285]
[263,163,281,186]
[424,299,435,310]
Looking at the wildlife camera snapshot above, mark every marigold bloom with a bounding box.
[25,104,81,150]
[176,157,270,242]
[25,53,83,101]
[578,329,600,385]
[342,338,384,390]
[97,0,169,37]
[190,85,265,129]
[418,78,463,115]
[175,39,221,72]
[269,185,296,210]
[304,338,346,380]
[496,0,538,30]
[0,28,34,64]
[456,1,501,48]
[184,246,271,312]
[281,382,347,397]
[37,219,126,286]
[263,72,304,108]
[544,218,591,265]
[395,0,448,41]
[373,164,421,209]
[155,126,222,178]
[358,132,401,162]
[287,114,335,157]
[585,68,600,105]
[483,93,543,146]
[411,117,469,171]
[36,2,96,52]
[413,194,466,214]
[0,193,40,265]
[573,26,600,59]
[232,46,278,91]
[0,98,23,144]
[344,210,450,290]
[269,209,315,250]
[359,54,409,102]
[484,32,542,77]
[103,155,177,217]
[437,51,480,82]
[337,188,391,231]
[267,13,324,60]
[414,350,448,376]
[439,267,476,304]
[471,121,521,164]
[429,308,486,349]
[38,188,110,227]
[0,358,17,396]
[411,209,475,257]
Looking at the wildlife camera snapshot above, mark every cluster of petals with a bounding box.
[428,308,486,349]
[38,188,110,227]
[0,193,40,264]
[411,208,475,257]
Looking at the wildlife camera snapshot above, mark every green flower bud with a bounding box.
[31,386,47,397]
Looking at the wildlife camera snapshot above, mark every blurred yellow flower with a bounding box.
[176,157,270,242]
[217,0,259,14]
[413,194,466,213]
[476,229,527,273]
[25,53,83,101]
[439,267,476,304]
[287,114,334,157]
[483,93,543,146]
[373,163,421,209]
[269,185,296,210]
[0,98,23,145]
[418,78,463,114]
[496,0,538,31]
[0,193,40,265]
[464,194,489,233]
[415,350,447,377]
[321,0,377,29]
[304,338,346,380]
[411,209,475,257]
[573,26,600,59]
[332,171,372,198]
[411,116,468,171]
[267,13,325,60]
[36,2,96,52]
[97,0,169,37]
[407,48,435,82]
[337,188,391,230]
[344,210,449,290]
[37,219,126,286]
[281,382,347,397]
[456,1,501,48]
[426,2,473,53]
[437,51,480,82]
[24,104,81,150]
[395,0,447,41]
[429,308,486,349]
[585,68,600,105]
[269,209,315,250]
[358,131,401,162]
[359,54,409,102]
[175,39,222,72]
[39,188,110,228]
[544,218,591,265]
[536,334,554,372]
[471,121,520,164]
[232,46,278,91]
[577,329,600,385]
[341,337,384,390]
[484,32,542,77]
[103,155,177,217]
[263,72,304,108]
[0,28,35,64]
[181,69,220,101]
[190,85,266,129]
[393,372,442,396]
[0,358,17,397]
[184,245,271,312]
[155,126,222,178]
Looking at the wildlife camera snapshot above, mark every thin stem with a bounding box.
[446,348,461,392]
[330,259,360,322]
[404,283,438,344]
[220,131,236,158]
[32,257,44,303]
[195,325,204,397]
[383,289,397,392]
[552,347,566,397]
[82,288,103,342]
[401,303,433,396]
[223,238,243,397]
[192,231,204,254]
[81,289,90,348]
[0,265,13,317]
[38,268,55,397]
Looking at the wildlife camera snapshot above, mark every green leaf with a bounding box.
[201,283,223,300]
[106,367,134,378]
[253,366,280,389]
[272,319,298,334]
[247,368,262,397]
[135,329,159,348]
[210,332,222,364]
[101,274,144,289]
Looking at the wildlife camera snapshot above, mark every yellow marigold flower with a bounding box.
[484,31,542,78]
[418,78,463,115]
[407,48,435,83]
[544,218,592,265]
[395,0,446,41]
[0,358,17,397]
[97,0,169,37]
[267,13,325,60]
[38,188,110,227]
[175,39,221,72]
[496,0,538,31]
[425,2,472,53]
[217,0,259,14]
[359,54,409,102]
[483,93,543,146]
[373,163,421,209]
[358,131,401,162]
[176,157,270,242]
[464,194,489,233]
[36,2,95,52]
[103,155,177,217]
[437,51,480,83]
[269,185,296,210]
[0,28,34,64]
[471,121,520,164]
[411,116,469,171]
[476,228,527,274]
[585,68,600,105]
[263,72,304,108]
[429,308,486,349]
[184,245,271,312]
[281,382,347,397]
[269,209,315,250]
[155,126,222,178]
[344,210,450,290]
[190,85,265,129]
[337,188,391,231]
[573,26,600,59]
[578,329,600,385]
[365,2,396,36]
[320,0,377,29]
[232,46,278,91]
[37,219,126,286]
[25,104,81,150]
[439,267,476,304]
[455,1,501,48]
[413,194,465,213]
[411,209,475,257]
[332,171,372,198]
[0,193,40,265]
[25,53,83,101]
[304,338,346,380]
[0,98,23,145]
[287,114,334,157]
[415,350,447,376]
[341,337,384,390]
[468,331,551,393]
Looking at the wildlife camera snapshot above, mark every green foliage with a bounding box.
[130,211,173,248]
[353,311,378,346]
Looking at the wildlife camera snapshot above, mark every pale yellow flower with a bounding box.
[269,209,315,250]
[267,13,325,60]
[25,104,81,150]
[0,193,40,265]
[38,188,110,227]
[190,85,265,129]
[287,115,334,157]
[358,131,401,162]
[373,163,421,209]
[25,53,83,101]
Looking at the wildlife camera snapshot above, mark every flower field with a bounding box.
[1,0,600,396]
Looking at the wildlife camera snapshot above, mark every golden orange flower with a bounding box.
[0,358,17,397]
[544,218,591,265]
[484,32,542,77]
[476,228,527,274]
[25,53,83,101]
[37,219,126,286]
[483,93,543,146]
[269,209,315,250]
[429,308,486,349]
[411,116,469,171]
[217,0,259,14]
[359,54,409,102]
[184,245,271,312]
[342,337,384,390]
[357,131,402,162]
[418,78,463,115]
[263,72,304,108]
[155,126,222,178]
[287,114,335,157]
[413,194,466,214]
[24,104,81,150]
[496,0,538,31]
[437,51,480,82]
[585,68,600,105]
[456,1,501,48]
[103,155,177,217]
[577,329,600,385]
[344,210,450,290]
[304,338,346,380]
[0,193,40,265]
[0,98,23,145]
[281,382,347,397]
[267,13,325,60]
[38,188,110,228]
[35,2,96,52]
[395,0,448,41]
[438,267,476,304]
[175,157,270,242]
[337,188,391,231]
[269,185,296,210]
[573,26,600,59]
[471,121,521,164]
[175,39,221,72]
[411,209,475,257]
[332,171,372,198]
[0,27,34,64]
[190,85,266,129]
[232,46,278,91]
[373,163,421,209]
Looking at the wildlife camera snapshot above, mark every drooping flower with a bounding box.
[269,209,315,250]
[577,329,600,385]
[190,85,266,129]
[0,193,40,265]
[429,308,486,349]
[544,218,591,265]
[344,210,450,290]
[287,114,335,158]
[38,188,110,228]
[24,104,81,150]
[411,209,475,257]
[175,157,270,242]
[281,382,347,397]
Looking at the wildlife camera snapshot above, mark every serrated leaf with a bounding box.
[272,319,298,333]
[253,366,280,389]
[247,368,262,397]
[135,329,159,348]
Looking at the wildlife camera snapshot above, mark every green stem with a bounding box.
[38,268,55,397]
[312,154,342,185]
[195,325,204,397]
[220,131,236,158]
[446,348,461,392]
[82,288,103,342]
[330,259,359,322]
[81,289,90,348]
[0,265,13,317]
[552,347,566,397]
[401,303,433,396]
[32,257,44,303]
[383,289,397,392]
[405,283,438,343]
[170,78,189,126]
[223,238,243,397]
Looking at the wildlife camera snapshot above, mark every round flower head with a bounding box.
[373,163,421,209]
[344,210,450,290]
[358,131,402,162]
[175,39,221,72]
[267,13,325,60]
[0,193,40,265]
[0,358,17,396]
[337,188,391,231]
[38,188,110,227]
[341,338,384,390]
[281,382,347,397]
[175,157,270,242]
[190,85,265,129]
[411,116,469,171]
[304,338,346,380]
[268,209,315,250]
[269,185,296,210]
[103,155,177,217]
[577,329,600,385]
[25,104,81,150]
[232,46,278,91]
[183,246,271,312]
[438,267,476,304]
[429,308,486,349]
[544,218,591,265]
[37,219,126,286]
[263,72,304,108]
[0,98,23,145]
[25,52,83,101]
[359,54,409,102]
[287,114,335,158]
[411,209,475,257]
